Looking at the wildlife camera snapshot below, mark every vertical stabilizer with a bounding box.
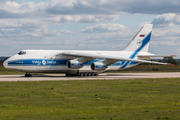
[125,24,153,52]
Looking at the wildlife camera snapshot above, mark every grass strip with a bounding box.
[0,78,180,119]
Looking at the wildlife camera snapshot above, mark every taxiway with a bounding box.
[0,72,180,82]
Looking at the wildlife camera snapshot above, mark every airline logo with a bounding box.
[139,34,145,37]
[137,39,142,46]
[42,60,46,65]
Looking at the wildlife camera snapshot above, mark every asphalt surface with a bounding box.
[0,72,180,82]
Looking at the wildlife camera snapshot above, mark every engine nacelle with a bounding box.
[91,62,107,70]
[67,60,84,69]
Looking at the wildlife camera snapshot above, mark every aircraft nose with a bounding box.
[3,60,8,68]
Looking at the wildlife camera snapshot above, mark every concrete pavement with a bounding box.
[0,72,180,82]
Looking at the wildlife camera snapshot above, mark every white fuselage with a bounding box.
[3,49,153,74]
[3,24,158,76]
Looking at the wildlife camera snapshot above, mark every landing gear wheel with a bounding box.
[78,72,99,77]
[80,72,84,77]
[91,72,96,76]
[66,74,70,77]
[83,72,87,76]
[25,73,32,77]
[87,72,91,76]
[66,74,73,77]
[95,73,98,76]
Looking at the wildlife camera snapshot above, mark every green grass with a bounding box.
[0,78,180,119]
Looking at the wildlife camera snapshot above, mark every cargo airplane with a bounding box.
[3,24,174,77]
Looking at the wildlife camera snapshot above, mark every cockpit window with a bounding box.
[18,51,26,55]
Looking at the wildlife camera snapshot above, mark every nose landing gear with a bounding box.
[25,73,32,77]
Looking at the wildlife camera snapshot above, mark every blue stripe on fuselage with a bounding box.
[8,59,68,66]
[8,58,137,68]
[8,59,103,66]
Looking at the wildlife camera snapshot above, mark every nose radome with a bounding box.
[3,60,8,68]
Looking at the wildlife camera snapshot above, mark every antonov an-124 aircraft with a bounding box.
[3,24,174,77]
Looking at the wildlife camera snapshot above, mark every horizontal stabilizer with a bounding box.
[138,55,176,60]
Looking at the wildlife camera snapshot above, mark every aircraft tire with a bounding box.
[87,72,91,76]
[79,72,84,76]
[25,73,32,77]
[76,72,99,77]
[95,73,98,76]
[91,72,96,76]
[66,74,71,77]
[83,72,87,76]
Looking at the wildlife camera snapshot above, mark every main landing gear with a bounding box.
[25,73,32,77]
[66,72,98,77]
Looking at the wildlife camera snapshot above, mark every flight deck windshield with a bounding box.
[18,51,26,55]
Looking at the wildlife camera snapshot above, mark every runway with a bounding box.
[0,72,180,82]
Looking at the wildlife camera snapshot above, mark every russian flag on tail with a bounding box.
[139,34,145,37]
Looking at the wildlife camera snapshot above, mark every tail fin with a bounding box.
[125,24,153,52]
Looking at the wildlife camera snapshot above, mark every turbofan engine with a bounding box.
[67,60,84,69]
[91,62,107,70]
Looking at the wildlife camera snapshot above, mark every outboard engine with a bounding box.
[91,62,107,70]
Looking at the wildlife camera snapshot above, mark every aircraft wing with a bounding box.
[62,51,173,65]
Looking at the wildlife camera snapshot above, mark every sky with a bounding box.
[0,0,180,58]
